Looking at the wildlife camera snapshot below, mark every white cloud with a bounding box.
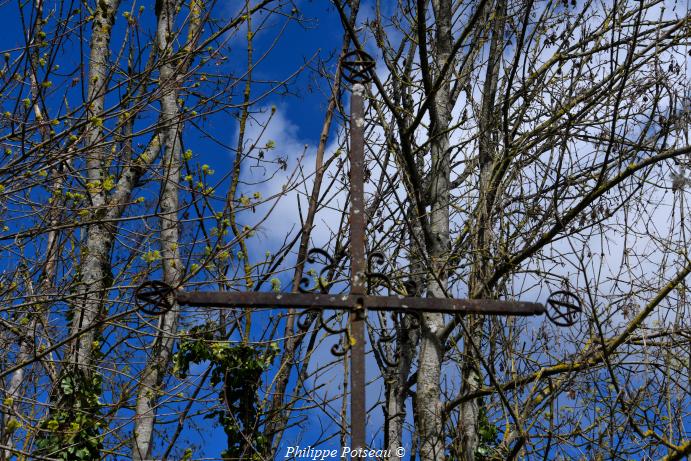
[230,106,347,277]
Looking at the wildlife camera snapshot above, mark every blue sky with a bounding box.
[1,0,690,460]
[0,1,355,459]
[153,2,356,458]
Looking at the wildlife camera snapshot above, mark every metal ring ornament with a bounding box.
[342,50,375,84]
[135,281,174,315]
[546,290,582,327]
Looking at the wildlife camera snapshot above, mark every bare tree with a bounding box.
[1,0,690,460]
[0,0,312,459]
[355,0,691,459]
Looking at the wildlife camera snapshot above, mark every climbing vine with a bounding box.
[174,323,278,460]
[475,406,499,460]
[35,369,104,461]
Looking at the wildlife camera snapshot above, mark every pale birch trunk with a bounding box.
[416,1,452,460]
[384,313,418,460]
[132,1,201,458]
[3,223,61,460]
[1,2,60,454]
[69,0,120,373]
[49,2,170,459]
[1,315,32,461]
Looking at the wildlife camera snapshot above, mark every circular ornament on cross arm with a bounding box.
[342,50,375,84]
[135,280,174,316]
[546,290,582,327]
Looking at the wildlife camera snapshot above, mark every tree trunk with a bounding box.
[68,0,120,374]
[416,1,452,460]
[132,0,198,458]
[384,312,417,460]
[462,1,505,459]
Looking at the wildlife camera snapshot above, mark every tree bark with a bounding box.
[68,0,121,374]
[132,0,199,458]
[416,1,452,460]
[384,311,418,460]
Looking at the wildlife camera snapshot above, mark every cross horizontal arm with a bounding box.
[175,291,546,316]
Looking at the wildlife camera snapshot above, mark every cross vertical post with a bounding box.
[349,82,367,461]
[134,48,578,461]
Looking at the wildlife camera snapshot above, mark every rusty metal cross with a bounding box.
[135,50,580,461]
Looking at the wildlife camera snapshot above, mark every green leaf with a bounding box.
[60,376,73,395]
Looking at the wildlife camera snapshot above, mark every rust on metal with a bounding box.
[132,48,574,461]
[175,290,546,316]
[349,79,367,461]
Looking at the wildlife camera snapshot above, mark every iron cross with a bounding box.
[135,50,580,461]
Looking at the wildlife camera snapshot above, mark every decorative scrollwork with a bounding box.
[299,248,336,294]
[366,252,422,367]
[342,50,375,84]
[546,290,582,327]
[366,251,389,294]
[296,247,351,357]
[376,315,399,368]
[297,308,321,332]
[135,281,174,316]
[320,311,350,336]
[372,310,423,368]
[366,251,414,296]
[331,341,349,357]
[296,306,352,357]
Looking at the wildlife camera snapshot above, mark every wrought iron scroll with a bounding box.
[366,251,420,368]
[366,251,417,297]
[298,248,337,294]
[297,248,351,356]
[297,307,351,357]
[374,312,400,367]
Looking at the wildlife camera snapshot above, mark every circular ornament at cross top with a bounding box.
[342,50,375,84]
[546,290,582,327]
[135,280,174,315]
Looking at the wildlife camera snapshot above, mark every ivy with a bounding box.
[475,405,499,460]
[174,323,278,460]
[35,369,104,461]
[448,404,500,461]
